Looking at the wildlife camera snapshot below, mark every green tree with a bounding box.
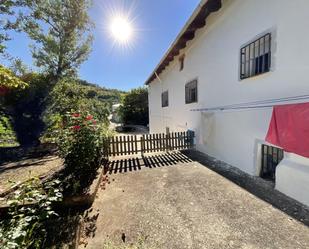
[0,65,27,146]
[119,87,149,126]
[21,0,93,79]
[9,58,31,76]
[0,64,28,89]
[0,0,94,146]
[0,0,23,54]
[45,78,110,124]
[2,73,52,146]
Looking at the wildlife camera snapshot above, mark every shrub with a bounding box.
[0,115,17,146]
[0,177,62,249]
[42,78,111,142]
[45,78,110,123]
[2,73,52,146]
[0,65,28,90]
[57,111,107,195]
[118,87,149,126]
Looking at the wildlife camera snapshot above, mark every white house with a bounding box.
[146,0,309,206]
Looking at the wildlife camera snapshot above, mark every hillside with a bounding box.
[78,80,126,109]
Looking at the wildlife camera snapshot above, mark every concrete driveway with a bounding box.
[81,152,309,249]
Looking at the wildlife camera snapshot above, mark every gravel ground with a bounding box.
[81,151,309,249]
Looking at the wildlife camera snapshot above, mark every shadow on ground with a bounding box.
[182,149,309,227]
[104,151,193,175]
[0,157,56,173]
[44,207,84,248]
[104,150,309,227]
[0,143,57,165]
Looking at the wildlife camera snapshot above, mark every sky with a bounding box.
[1,0,200,91]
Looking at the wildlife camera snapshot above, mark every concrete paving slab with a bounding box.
[81,153,309,249]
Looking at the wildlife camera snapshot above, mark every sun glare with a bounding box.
[110,16,133,43]
[99,1,139,51]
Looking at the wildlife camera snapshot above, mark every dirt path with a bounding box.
[0,155,63,196]
[81,152,309,249]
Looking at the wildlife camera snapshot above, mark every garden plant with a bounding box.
[57,111,108,195]
[0,178,62,249]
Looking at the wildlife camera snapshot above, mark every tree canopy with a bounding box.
[0,65,28,89]
[119,87,149,126]
[0,0,130,147]
[1,71,124,146]
[0,0,23,54]
[20,0,93,79]
[2,73,52,146]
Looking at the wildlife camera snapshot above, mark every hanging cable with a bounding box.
[191,94,309,112]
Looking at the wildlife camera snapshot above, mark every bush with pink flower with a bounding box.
[57,111,108,194]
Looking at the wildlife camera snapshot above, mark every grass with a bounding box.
[0,142,19,147]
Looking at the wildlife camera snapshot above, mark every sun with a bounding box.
[109,16,133,43]
[99,1,139,51]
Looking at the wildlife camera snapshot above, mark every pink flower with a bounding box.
[86,115,93,120]
[92,120,97,125]
[72,113,80,118]
[72,125,81,131]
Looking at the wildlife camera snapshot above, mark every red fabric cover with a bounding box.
[266,102,309,158]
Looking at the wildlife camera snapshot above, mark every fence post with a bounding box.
[103,137,109,160]
[166,131,170,152]
[141,135,145,157]
[188,130,195,149]
[102,137,110,174]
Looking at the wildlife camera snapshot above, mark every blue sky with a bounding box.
[2,0,200,91]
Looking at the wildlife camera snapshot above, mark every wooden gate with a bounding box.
[103,131,194,157]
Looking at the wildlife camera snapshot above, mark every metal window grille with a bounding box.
[261,144,284,181]
[240,33,271,79]
[185,80,198,104]
[161,91,169,107]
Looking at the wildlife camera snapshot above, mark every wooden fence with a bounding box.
[103,131,194,157]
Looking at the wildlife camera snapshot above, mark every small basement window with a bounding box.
[260,144,284,181]
[185,79,198,104]
[161,91,168,107]
[240,33,271,79]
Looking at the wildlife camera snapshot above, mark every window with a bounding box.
[161,91,168,107]
[179,55,185,71]
[185,80,198,104]
[260,144,284,181]
[240,33,271,79]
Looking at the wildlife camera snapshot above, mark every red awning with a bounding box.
[266,102,309,158]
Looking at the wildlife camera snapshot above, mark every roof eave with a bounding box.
[145,0,222,85]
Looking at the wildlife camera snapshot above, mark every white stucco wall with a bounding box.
[148,0,309,178]
[276,154,309,207]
